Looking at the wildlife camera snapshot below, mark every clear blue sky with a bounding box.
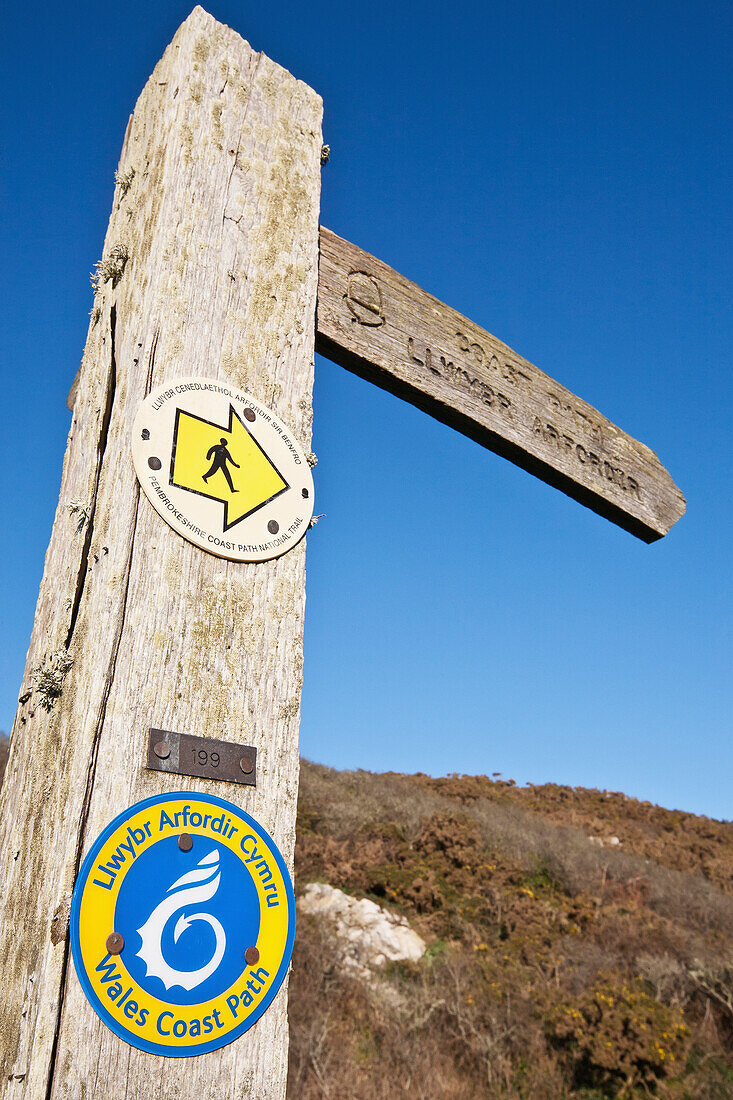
[2,1,731,818]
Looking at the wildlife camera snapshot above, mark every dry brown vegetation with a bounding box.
[0,740,729,1096]
[288,763,733,1099]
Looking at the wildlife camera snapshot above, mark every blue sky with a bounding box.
[2,1,731,818]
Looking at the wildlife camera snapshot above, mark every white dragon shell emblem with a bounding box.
[136,848,226,991]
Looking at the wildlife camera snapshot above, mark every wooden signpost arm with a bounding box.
[316,227,685,542]
[0,9,321,1098]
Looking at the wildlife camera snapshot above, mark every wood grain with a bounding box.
[0,8,321,1098]
[316,227,685,542]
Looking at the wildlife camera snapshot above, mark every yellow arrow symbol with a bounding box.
[170,405,288,530]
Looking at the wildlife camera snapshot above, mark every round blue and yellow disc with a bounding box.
[70,792,295,1056]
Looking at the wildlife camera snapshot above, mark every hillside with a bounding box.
[0,741,730,1096]
[288,763,733,1099]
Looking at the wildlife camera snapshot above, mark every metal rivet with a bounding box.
[148,456,162,471]
[302,488,309,499]
[106,932,124,955]
[267,520,279,534]
[243,408,256,422]
[239,756,254,775]
[141,428,150,440]
[153,740,170,760]
[245,945,260,965]
[178,833,193,852]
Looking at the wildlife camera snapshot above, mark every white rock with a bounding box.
[589,835,622,848]
[298,883,426,979]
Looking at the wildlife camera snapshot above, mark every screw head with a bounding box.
[245,945,260,966]
[243,408,256,422]
[302,488,309,499]
[148,456,162,471]
[106,932,124,955]
[267,520,279,535]
[141,428,150,440]
[153,740,171,760]
[239,756,254,775]
[178,833,193,852]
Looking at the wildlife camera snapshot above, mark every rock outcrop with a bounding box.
[298,882,426,979]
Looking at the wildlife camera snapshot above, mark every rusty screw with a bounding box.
[178,833,193,852]
[148,456,162,471]
[245,945,260,966]
[267,520,279,535]
[243,408,256,422]
[239,756,254,775]
[153,740,170,760]
[106,932,124,955]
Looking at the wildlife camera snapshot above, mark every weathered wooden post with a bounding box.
[0,8,321,1097]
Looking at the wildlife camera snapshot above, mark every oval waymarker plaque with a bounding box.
[132,378,314,562]
[70,793,295,1057]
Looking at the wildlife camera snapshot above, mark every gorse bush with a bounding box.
[546,975,690,1096]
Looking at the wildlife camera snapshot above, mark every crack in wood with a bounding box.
[65,306,118,650]
[44,301,141,1100]
[45,481,142,1100]
[222,52,262,223]
[145,325,160,396]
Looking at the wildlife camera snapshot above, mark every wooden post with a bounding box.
[0,8,322,1098]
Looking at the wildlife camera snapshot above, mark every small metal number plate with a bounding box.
[146,728,256,787]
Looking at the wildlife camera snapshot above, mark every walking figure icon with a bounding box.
[203,438,240,493]
[166,398,297,538]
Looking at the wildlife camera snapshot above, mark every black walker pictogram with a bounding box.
[202,438,240,493]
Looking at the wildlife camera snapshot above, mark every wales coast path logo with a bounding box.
[70,793,296,1057]
[132,377,314,562]
[136,850,226,992]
